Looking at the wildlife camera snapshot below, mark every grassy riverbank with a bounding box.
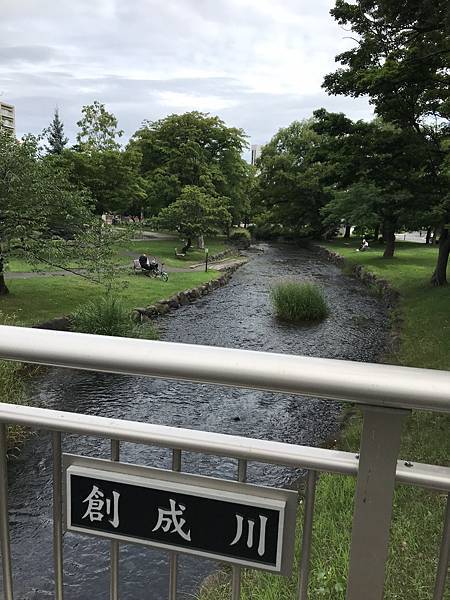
[199,239,450,600]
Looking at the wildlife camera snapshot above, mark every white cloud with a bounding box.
[0,0,372,144]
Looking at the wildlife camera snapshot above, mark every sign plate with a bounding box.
[63,455,297,574]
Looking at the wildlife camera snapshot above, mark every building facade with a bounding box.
[251,144,262,165]
[0,101,16,136]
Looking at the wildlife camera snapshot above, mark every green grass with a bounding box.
[198,238,450,600]
[5,237,230,272]
[271,281,329,323]
[0,271,220,325]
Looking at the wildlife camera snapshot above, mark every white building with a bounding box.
[251,144,262,165]
[0,101,15,136]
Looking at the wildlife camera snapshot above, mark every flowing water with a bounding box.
[6,244,388,599]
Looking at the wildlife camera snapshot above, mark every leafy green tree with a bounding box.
[255,120,331,238]
[153,185,231,251]
[313,109,433,257]
[53,147,146,216]
[44,108,68,154]
[0,132,91,295]
[76,101,123,152]
[130,112,249,220]
[323,0,450,281]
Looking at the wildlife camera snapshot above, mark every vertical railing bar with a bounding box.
[0,423,13,600]
[297,470,317,600]
[168,449,182,600]
[52,431,64,600]
[110,439,120,600]
[433,492,450,600]
[231,458,248,600]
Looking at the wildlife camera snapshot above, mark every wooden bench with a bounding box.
[174,248,186,258]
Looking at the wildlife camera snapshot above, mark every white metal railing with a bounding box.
[0,325,449,600]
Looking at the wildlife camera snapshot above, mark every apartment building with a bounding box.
[0,101,16,136]
[251,144,262,165]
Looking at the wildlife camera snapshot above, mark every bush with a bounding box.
[271,281,329,322]
[71,295,157,339]
[229,228,251,249]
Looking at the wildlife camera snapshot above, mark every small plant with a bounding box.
[271,281,329,323]
[71,295,157,339]
[229,228,251,249]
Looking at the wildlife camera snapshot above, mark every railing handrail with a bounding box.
[0,325,449,412]
[0,401,449,492]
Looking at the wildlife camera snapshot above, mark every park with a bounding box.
[0,1,449,600]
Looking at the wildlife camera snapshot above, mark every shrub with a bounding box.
[229,228,251,249]
[71,295,157,339]
[271,281,329,323]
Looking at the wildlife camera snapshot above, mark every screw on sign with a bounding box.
[64,457,297,574]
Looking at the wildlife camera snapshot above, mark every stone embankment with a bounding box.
[132,260,245,321]
[314,245,399,307]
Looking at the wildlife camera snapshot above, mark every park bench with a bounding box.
[174,248,186,258]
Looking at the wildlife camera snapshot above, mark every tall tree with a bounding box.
[0,132,91,295]
[323,0,450,283]
[76,101,123,152]
[313,109,430,257]
[255,120,331,238]
[54,147,147,215]
[45,108,68,154]
[130,112,249,220]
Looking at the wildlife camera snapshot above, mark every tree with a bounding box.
[313,109,435,257]
[130,112,249,219]
[323,0,450,282]
[44,108,68,154]
[153,185,231,251]
[76,101,123,152]
[54,147,147,215]
[255,120,331,238]
[0,132,91,295]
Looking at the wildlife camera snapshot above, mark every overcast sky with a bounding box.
[0,0,372,150]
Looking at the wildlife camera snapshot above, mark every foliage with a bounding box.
[54,147,147,215]
[0,131,92,295]
[255,120,331,238]
[71,294,157,339]
[130,111,249,221]
[228,228,251,249]
[270,281,329,322]
[153,185,231,248]
[323,0,450,280]
[44,108,68,155]
[38,220,134,292]
[76,100,123,152]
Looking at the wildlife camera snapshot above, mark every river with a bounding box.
[6,244,388,599]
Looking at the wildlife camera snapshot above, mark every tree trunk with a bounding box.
[425,227,432,245]
[431,228,450,286]
[0,272,9,296]
[383,219,396,258]
[344,224,351,239]
[197,235,204,249]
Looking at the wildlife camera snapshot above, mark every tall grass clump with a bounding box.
[71,294,157,339]
[271,281,329,323]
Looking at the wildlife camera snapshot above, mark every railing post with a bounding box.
[168,449,182,600]
[110,440,120,600]
[0,424,13,600]
[297,470,317,600]
[346,406,408,600]
[53,432,64,600]
[433,492,450,600]
[231,459,248,600]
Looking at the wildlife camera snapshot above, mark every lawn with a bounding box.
[5,237,231,272]
[199,237,450,600]
[0,271,220,325]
